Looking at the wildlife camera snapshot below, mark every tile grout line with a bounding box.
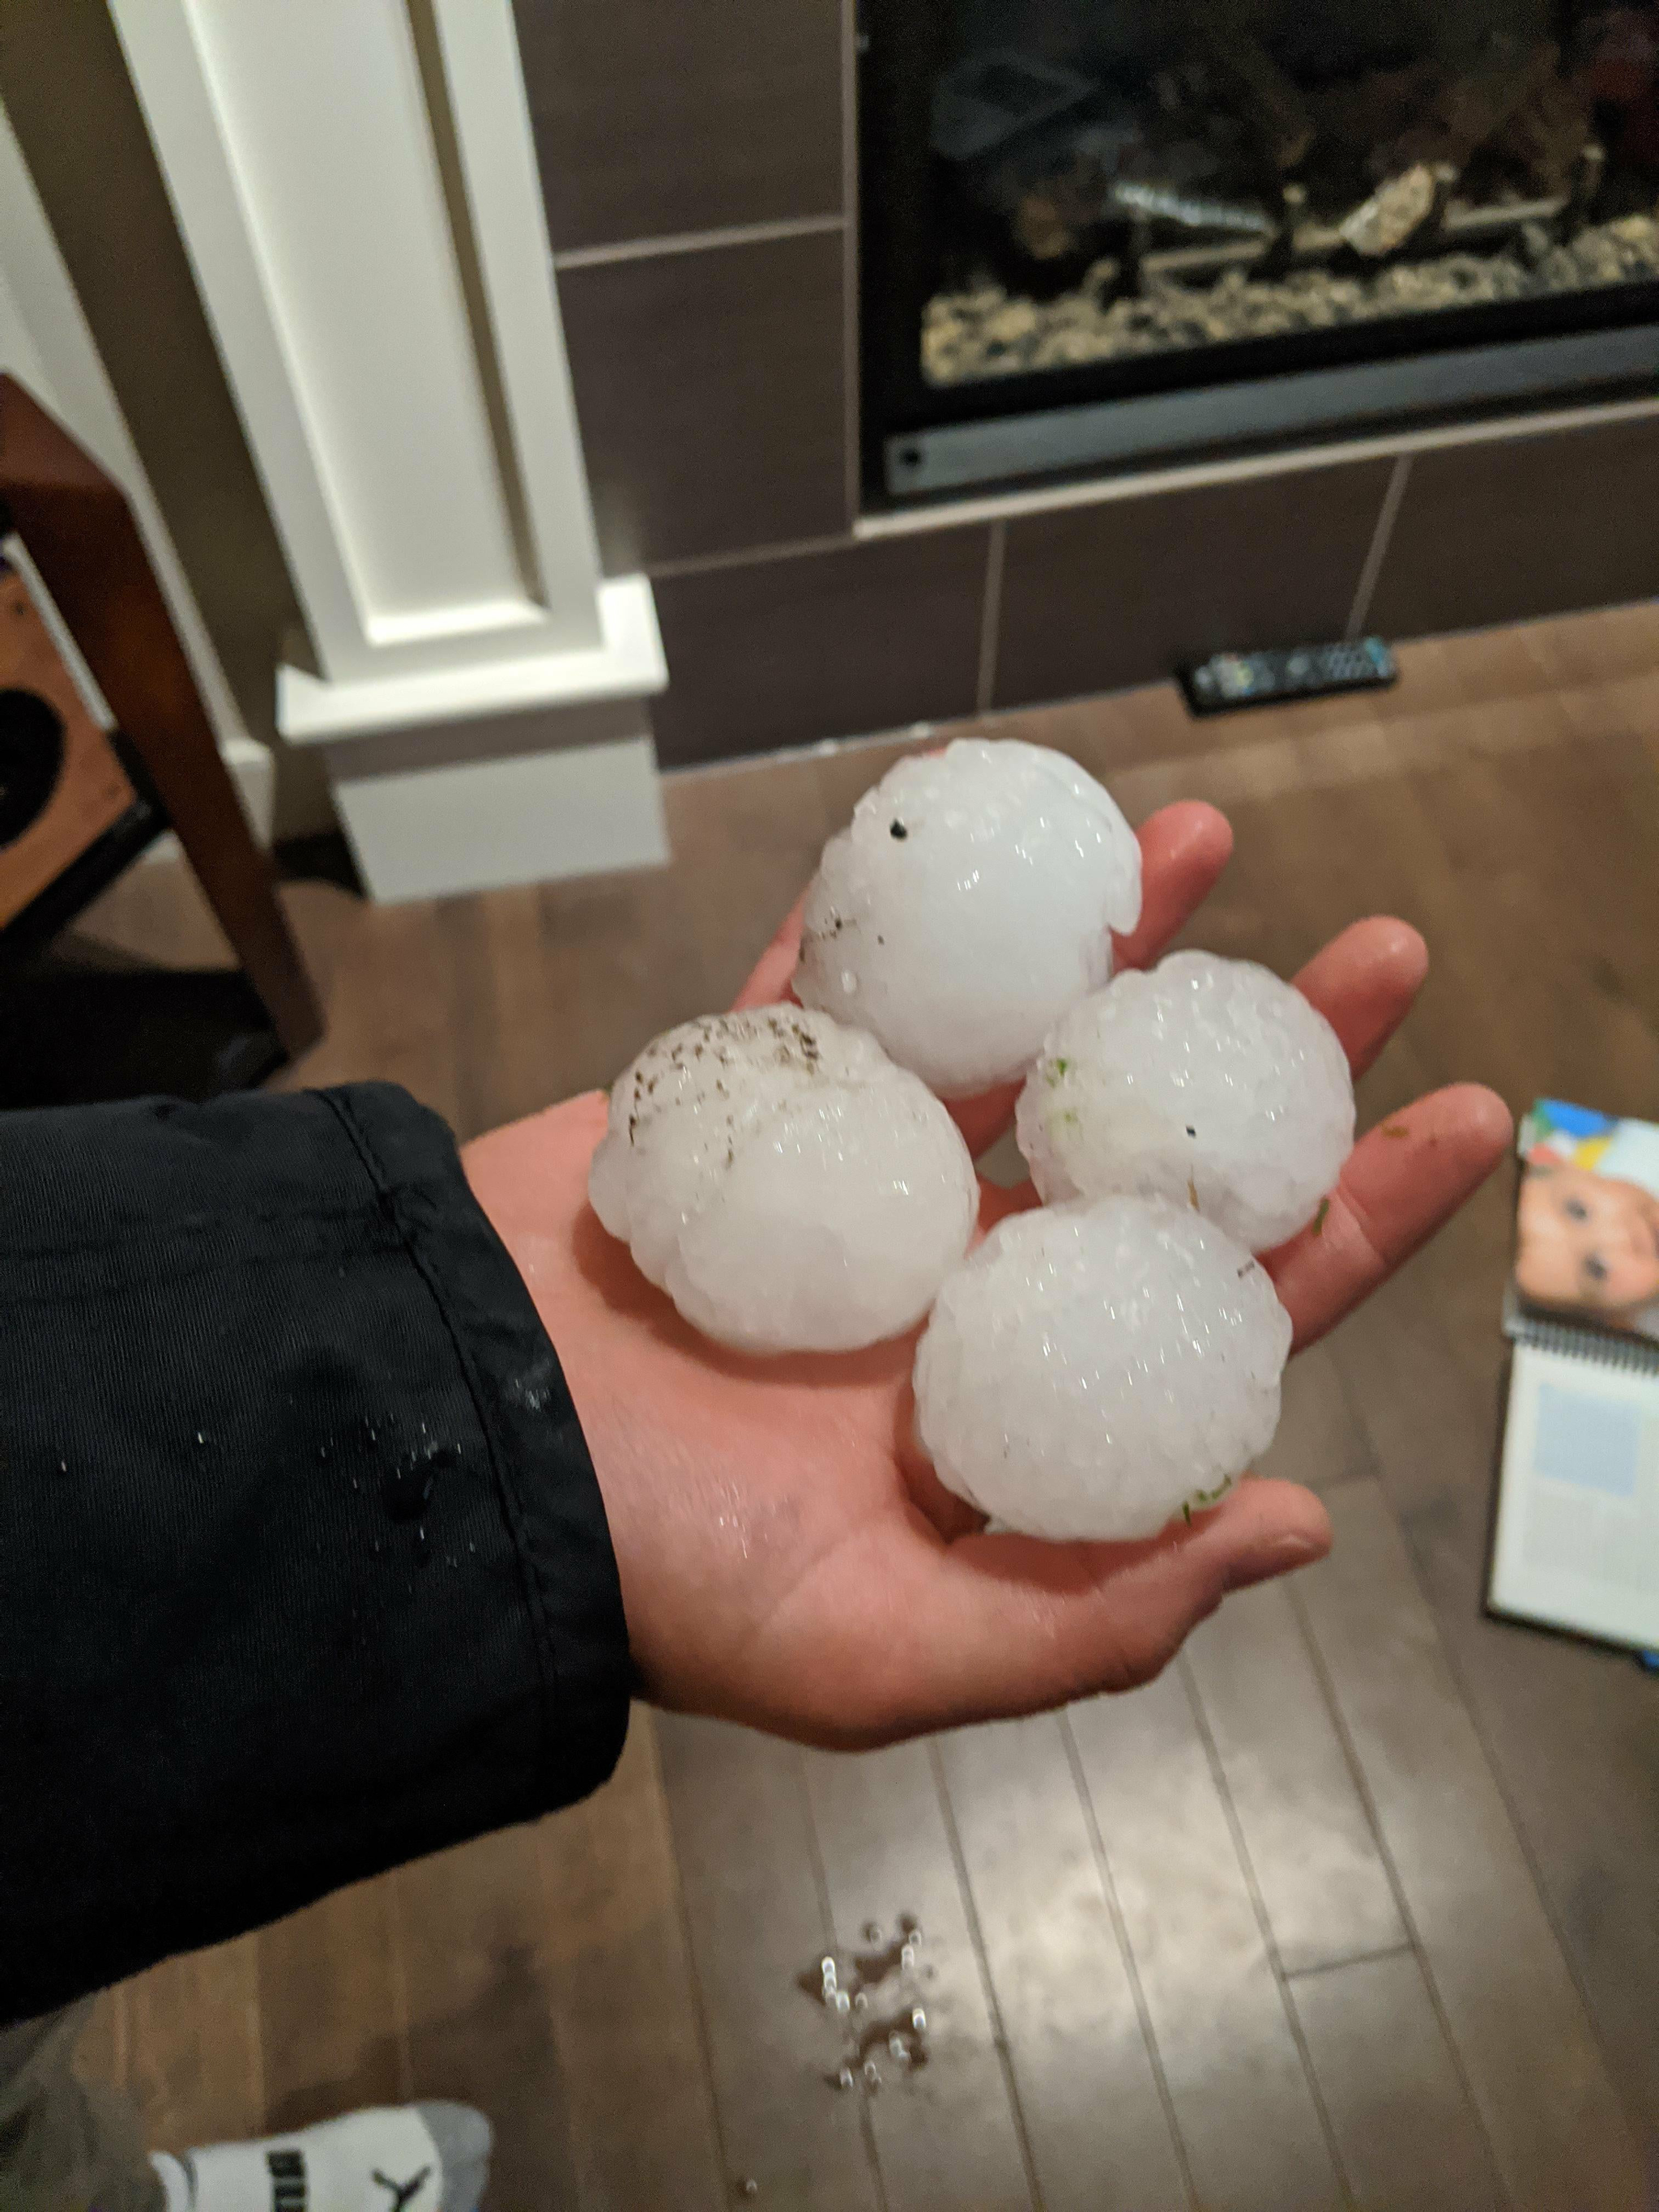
[111,1981,130,2099]
[554,212,845,271]
[1174,1652,1355,2204]
[1284,1576,1514,2208]
[1345,453,1413,638]
[924,1739,1047,2212]
[384,1873,416,2106]
[975,521,1007,714]
[649,529,855,582]
[240,1939,269,2138]
[795,1751,892,2212]
[839,0,863,529]
[1059,1711,1203,2212]
[618,1722,736,2209]
[1282,1940,1416,1984]
[1320,1340,1654,2167]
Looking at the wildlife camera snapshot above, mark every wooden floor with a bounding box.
[65,605,1659,2210]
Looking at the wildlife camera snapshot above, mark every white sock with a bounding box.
[151,2103,491,2212]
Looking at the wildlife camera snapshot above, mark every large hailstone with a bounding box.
[914,1196,1292,1541]
[1016,952,1354,1252]
[795,738,1141,1097]
[588,1008,976,1354]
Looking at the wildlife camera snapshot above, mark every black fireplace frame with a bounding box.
[857,0,1659,508]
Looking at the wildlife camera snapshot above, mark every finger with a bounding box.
[1294,917,1428,1079]
[731,889,808,1011]
[976,1175,1039,1233]
[968,914,1431,1211]
[1113,801,1233,972]
[979,1082,1508,1339]
[844,1477,1330,1740]
[1265,1081,1512,1349]
[951,1081,1023,1161]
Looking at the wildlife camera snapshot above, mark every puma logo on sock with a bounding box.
[267,2150,305,2212]
[371,2166,432,2212]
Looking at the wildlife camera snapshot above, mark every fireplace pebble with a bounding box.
[923,212,1659,385]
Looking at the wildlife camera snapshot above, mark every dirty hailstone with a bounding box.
[588,1008,977,1353]
[914,1196,1292,1541]
[1016,951,1354,1253]
[794,738,1142,1097]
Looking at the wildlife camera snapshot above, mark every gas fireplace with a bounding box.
[860,2,1659,499]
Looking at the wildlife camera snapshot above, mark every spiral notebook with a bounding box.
[1488,1101,1659,1653]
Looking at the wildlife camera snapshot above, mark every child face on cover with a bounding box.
[1516,1162,1659,1319]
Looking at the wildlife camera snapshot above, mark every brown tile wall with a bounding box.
[992,461,1394,711]
[650,531,990,768]
[512,0,842,250]
[1367,416,1659,639]
[514,9,1659,769]
[557,234,850,574]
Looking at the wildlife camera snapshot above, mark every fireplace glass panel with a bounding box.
[861,2,1659,496]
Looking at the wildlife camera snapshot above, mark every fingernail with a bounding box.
[1226,1532,1326,1592]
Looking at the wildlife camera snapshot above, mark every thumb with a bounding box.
[852,1478,1331,1741]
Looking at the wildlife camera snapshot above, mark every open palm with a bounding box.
[462,802,1511,1750]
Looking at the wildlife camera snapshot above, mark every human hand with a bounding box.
[462,801,1512,1749]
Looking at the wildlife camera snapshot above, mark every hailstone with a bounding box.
[1016,952,1354,1252]
[913,1196,1292,1541]
[795,738,1141,1097]
[588,1007,976,1354]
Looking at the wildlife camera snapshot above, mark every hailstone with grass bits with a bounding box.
[795,739,1142,1097]
[1016,952,1354,1252]
[588,1008,977,1354]
[914,1196,1292,1541]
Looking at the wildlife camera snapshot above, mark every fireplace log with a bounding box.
[1183,1,1314,172]
[1558,139,1608,241]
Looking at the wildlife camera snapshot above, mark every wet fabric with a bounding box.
[0,1085,630,2025]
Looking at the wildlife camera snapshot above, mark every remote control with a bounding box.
[1179,636,1398,716]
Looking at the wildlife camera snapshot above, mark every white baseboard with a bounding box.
[331,728,669,902]
[274,574,671,901]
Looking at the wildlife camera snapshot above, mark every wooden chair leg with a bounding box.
[1,373,322,1059]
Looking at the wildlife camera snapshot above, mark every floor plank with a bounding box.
[123,1937,266,2153]
[1183,1579,1406,1977]
[1251,1339,1373,1496]
[936,1713,1192,2212]
[533,1715,728,2212]
[256,1876,407,2135]
[393,1826,583,2212]
[1294,1479,1645,2210]
[655,1713,883,2212]
[1290,1951,1503,2212]
[1065,1669,1346,2212]
[66,601,1659,2202]
[70,1987,126,2099]
[802,1741,1037,2212]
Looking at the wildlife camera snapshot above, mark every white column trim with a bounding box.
[108,0,668,901]
[109,0,655,695]
[278,573,663,743]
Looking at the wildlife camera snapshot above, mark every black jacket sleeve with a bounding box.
[0,1083,632,2026]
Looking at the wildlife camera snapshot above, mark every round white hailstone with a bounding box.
[795,738,1141,1097]
[588,1007,977,1354]
[1016,951,1354,1252]
[914,1196,1292,1541]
